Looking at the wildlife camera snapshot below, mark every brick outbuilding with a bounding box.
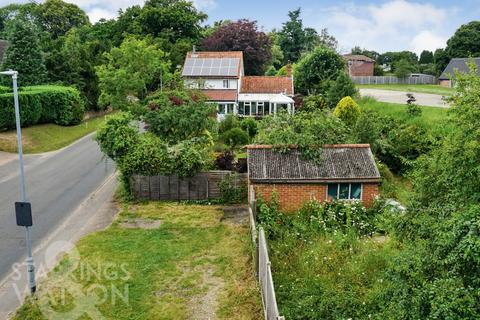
[343,54,375,76]
[247,144,381,212]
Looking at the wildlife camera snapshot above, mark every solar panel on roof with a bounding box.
[182,57,240,77]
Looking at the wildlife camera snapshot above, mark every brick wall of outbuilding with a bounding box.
[349,61,375,76]
[252,182,379,212]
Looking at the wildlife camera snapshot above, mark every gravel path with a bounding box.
[359,88,450,108]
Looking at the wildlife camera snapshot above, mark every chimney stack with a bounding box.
[286,61,292,77]
[192,45,198,58]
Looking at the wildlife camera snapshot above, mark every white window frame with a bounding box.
[326,183,363,201]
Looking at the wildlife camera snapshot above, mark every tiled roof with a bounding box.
[247,144,380,183]
[201,89,237,101]
[186,51,243,59]
[439,57,480,80]
[343,54,375,62]
[240,76,293,95]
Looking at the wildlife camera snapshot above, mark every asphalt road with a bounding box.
[359,88,450,108]
[0,133,117,318]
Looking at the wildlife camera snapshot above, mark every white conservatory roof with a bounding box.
[238,93,294,104]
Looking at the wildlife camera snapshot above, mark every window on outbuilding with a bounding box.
[223,80,229,88]
[327,183,362,200]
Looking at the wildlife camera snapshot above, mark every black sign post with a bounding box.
[15,202,33,227]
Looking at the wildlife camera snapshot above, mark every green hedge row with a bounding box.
[0,85,85,131]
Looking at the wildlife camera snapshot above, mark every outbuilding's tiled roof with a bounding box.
[247,144,380,183]
[343,54,375,62]
[201,89,237,101]
[439,57,480,80]
[240,76,293,95]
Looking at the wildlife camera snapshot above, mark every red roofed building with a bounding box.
[181,48,295,119]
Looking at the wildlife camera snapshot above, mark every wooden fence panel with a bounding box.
[351,75,436,85]
[130,171,247,201]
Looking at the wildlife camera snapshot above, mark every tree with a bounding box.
[96,37,171,109]
[276,8,333,64]
[324,71,357,108]
[115,0,206,43]
[378,51,418,70]
[446,21,480,58]
[419,50,434,64]
[255,110,348,163]
[317,28,337,50]
[394,59,415,78]
[294,46,345,95]
[2,19,46,86]
[278,8,305,63]
[350,46,380,61]
[0,3,39,37]
[434,48,450,76]
[202,20,272,75]
[36,0,90,38]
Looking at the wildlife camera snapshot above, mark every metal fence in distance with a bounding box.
[352,74,436,85]
[249,201,284,320]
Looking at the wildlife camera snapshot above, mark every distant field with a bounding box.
[0,114,111,154]
[357,84,453,96]
[358,96,449,126]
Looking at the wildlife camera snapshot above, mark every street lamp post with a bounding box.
[0,70,36,294]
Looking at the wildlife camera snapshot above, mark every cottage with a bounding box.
[181,49,294,119]
[439,57,480,87]
[343,54,375,77]
[247,144,381,212]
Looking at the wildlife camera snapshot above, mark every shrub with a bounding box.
[218,173,247,204]
[333,96,361,126]
[302,94,328,112]
[118,133,172,177]
[168,138,210,177]
[240,117,258,138]
[222,127,250,148]
[215,151,235,171]
[406,103,422,117]
[95,112,139,161]
[144,99,217,144]
[219,114,240,134]
[235,158,248,173]
[0,85,85,130]
[325,71,358,108]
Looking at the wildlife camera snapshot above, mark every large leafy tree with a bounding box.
[419,50,434,64]
[446,21,480,58]
[202,19,272,75]
[294,46,345,95]
[96,37,171,109]
[2,19,46,86]
[35,0,90,39]
[434,48,450,76]
[277,8,312,63]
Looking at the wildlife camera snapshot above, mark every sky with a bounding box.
[5,0,480,55]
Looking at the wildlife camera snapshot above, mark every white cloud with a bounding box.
[314,0,452,54]
[410,30,447,54]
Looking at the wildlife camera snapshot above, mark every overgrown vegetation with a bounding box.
[257,65,480,319]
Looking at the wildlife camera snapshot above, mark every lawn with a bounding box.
[357,84,453,96]
[0,115,110,154]
[358,96,449,129]
[14,202,261,320]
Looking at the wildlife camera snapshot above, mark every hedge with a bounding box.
[0,85,85,130]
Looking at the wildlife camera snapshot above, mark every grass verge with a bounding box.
[14,202,261,320]
[357,84,453,96]
[0,115,110,154]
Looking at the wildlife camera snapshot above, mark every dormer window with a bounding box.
[223,80,229,88]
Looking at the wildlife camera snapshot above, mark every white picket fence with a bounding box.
[249,201,285,320]
[352,75,436,85]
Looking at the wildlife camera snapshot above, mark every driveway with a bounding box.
[0,133,117,319]
[359,88,450,108]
